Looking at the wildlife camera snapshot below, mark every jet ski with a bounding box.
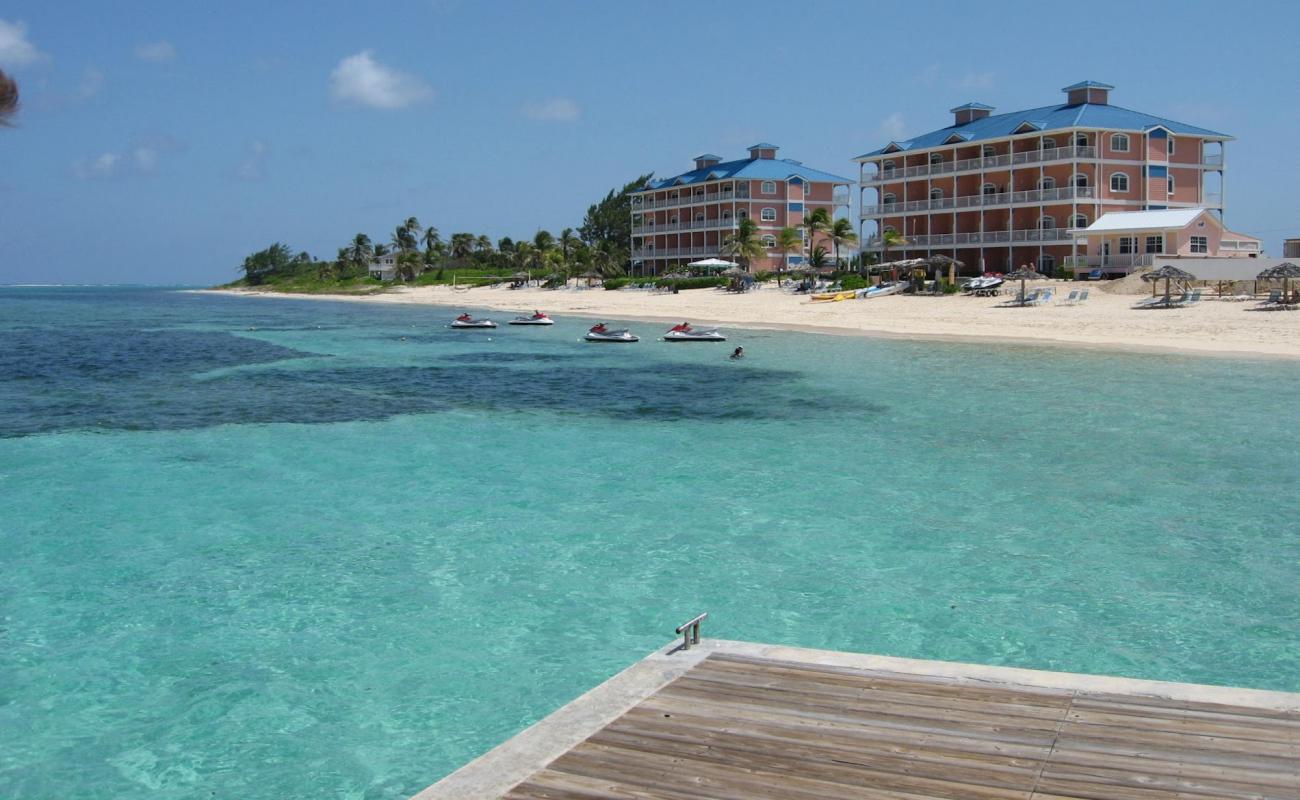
[662,323,726,342]
[584,323,639,342]
[963,275,1005,296]
[856,281,905,299]
[508,311,554,326]
[450,314,497,329]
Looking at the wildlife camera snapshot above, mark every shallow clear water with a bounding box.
[1,287,1297,799]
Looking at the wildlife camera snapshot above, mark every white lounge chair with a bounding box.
[1057,289,1080,306]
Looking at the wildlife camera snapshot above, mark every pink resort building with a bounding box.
[631,144,852,274]
[855,81,1258,276]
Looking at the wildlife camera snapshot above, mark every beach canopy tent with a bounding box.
[1142,264,1197,306]
[1257,262,1300,302]
[687,258,738,272]
[1004,266,1048,306]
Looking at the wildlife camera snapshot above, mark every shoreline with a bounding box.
[192,286,1300,361]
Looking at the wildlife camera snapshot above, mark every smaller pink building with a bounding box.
[1072,208,1260,273]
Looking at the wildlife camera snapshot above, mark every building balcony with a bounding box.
[865,227,1075,250]
[631,246,721,260]
[862,185,1097,217]
[632,218,740,236]
[633,190,750,211]
[863,146,1098,184]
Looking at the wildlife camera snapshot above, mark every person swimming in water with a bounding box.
[729,346,744,360]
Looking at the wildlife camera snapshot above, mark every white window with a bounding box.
[695,213,704,223]
[882,193,897,205]
[803,182,812,196]
[981,183,997,196]
[1167,137,1175,155]
[929,188,944,201]
[1190,235,1208,253]
[762,234,776,248]
[1041,138,1057,150]
[1037,176,1056,190]
[929,153,944,165]
[1110,133,1130,152]
[760,207,777,222]
[737,209,748,220]
[760,181,776,194]
[1167,175,1176,195]
[1074,133,1088,147]
[1070,214,1088,228]
[1118,236,1135,255]
[1039,215,1055,230]
[1145,235,1163,254]
[1110,172,1129,192]
[1038,254,1056,271]
[981,145,996,158]
[881,159,895,172]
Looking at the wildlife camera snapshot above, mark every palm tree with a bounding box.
[449,233,474,260]
[800,207,832,268]
[513,241,535,272]
[721,217,766,280]
[374,243,390,257]
[776,226,803,283]
[497,237,515,256]
[879,228,906,266]
[422,225,441,255]
[0,69,17,127]
[475,235,493,254]
[559,228,579,266]
[829,218,859,271]
[809,245,829,269]
[391,226,413,253]
[348,233,374,270]
[532,230,555,279]
[404,217,421,237]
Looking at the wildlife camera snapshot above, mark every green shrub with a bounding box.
[654,276,725,291]
[940,280,962,294]
[603,278,629,290]
[839,274,867,291]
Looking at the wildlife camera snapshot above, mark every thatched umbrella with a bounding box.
[1004,266,1047,306]
[721,265,747,278]
[1142,264,1196,307]
[580,269,603,287]
[1257,262,1300,303]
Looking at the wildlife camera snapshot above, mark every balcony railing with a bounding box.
[862,185,1096,217]
[632,218,740,235]
[865,227,1075,249]
[1204,192,1223,206]
[1063,254,1158,269]
[632,246,721,260]
[864,146,1098,184]
[633,190,751,211]
[1202,152,1224,166]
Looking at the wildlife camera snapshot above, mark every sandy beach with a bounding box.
[206,282,1300,359]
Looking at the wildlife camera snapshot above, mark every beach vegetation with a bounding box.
[800,208,832,266]
[0,69,17,127]
[721,217,766,277]
[829,218,859,270]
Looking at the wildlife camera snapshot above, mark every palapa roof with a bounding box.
[1257,262,1300,279]
[1142,265,1197,281]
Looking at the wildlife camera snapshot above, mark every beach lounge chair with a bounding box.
[1029,288,1053,306]
[1075,289,1090,305]
[1088,268,1103,281]
[1057,289,1079,306]
[1259,289,1282,306]
[1174,289,1203,307]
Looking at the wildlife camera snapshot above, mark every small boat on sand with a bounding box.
[450,313,497,329]
[509,311,554,326]
[584,323,639,343]
[811,290,856,303]
[662,323,727,342]
[857,281,905,299]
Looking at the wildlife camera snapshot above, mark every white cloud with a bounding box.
[955,71,994,91]
[234,139,269,181]
[329,50,433,110]
[521,97,580,122]
[0,19,46,66]
[77,67,103,100]
[876,112,906,142]
[73,142,167,180]
[134,40,177,63]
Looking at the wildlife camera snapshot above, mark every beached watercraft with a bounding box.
[508,311,554,326]
[584,323,639,342]
[662,323,727,342]
[450,314,497,329]
[963,276,1005,296]
[811,290,856,303]
[857,281,905,299]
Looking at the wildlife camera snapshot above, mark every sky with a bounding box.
[1,0,1297,285]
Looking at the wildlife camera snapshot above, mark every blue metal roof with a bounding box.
[641,156,852,191]
[949,102,995,113]
[1062,80,1115,92]
[855,102,1230,159]
[694,153,722,161]
[747,142,780,150]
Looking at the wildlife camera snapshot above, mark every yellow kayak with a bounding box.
[811,290,856,303]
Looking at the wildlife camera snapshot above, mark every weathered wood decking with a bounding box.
[417,641,1300,800]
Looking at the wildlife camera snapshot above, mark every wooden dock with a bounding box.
[416,640,1300,800]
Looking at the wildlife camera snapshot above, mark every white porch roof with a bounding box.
[1080,208,1207,234]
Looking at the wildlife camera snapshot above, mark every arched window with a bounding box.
[981,183,997,196]
[737,209,748,220]
[669,191,679,200]
[1110,172,1129,192]
[695,213,704,223]
[1074,133,1088,147]
[1110,133,1130,153]
[1041,138,1057,150]
[669,215,678,224]
[694,189,704,197]
[981,145,997,158]
[1039,215,1055,230]
[1070,214,1088,229]
[1167,175,1176,195]
[929,153,944,165]
[1037,176,1056,191]
[722,211,732,221]
[760,207,777,222]
[1072,173,1088,188]
[762,234,776,248]
[882,193,897,205]
[929,188,944,201]
[1038,254,1056,271]
[760,181,777,194]
[881,159,895,172]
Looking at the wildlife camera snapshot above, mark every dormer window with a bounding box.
[760,180,777,194]
[1110,133,1130,153]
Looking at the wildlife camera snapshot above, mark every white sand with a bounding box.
[204,282,1300,359]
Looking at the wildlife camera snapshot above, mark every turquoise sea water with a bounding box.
[1,287,1297,799]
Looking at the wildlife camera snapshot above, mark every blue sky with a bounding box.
[1,0,1297,284]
